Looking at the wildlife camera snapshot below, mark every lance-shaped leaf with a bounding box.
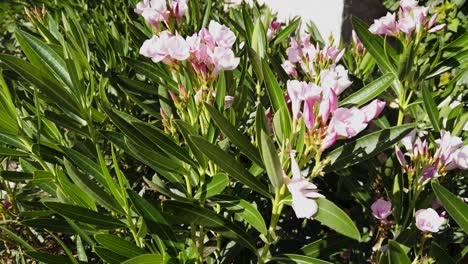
[271,254,332,264]
[95,234,146,258]
[262,60,287,112]
[15,29,73,89]
[94,247,128,264]
[352,17,397,75]
[432,182,468,233]
[315,198,361,241]
[214,196,268,235]
[0,55,82,115]
[272,17,301,47]
[127,191,178,255]
[388,240,411,264]
[26,252,71,264]
[422,86,440,131]
[60,146,107,188]
[260,130,283,189]
[164,200,257,252]
[325,124,417,172]
[0,72,18,135]
[43,202,125,229]
[339,73,394,107]
[125,58,178,92]
[190,136,272,198]
[205,103,263,167]
[194,173,229,199]
[122,254,163,264]
[131,121,196,167]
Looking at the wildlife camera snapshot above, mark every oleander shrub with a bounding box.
[0,0,467,263]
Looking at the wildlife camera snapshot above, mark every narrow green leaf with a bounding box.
[315,198,361,241]
[190,136,272,198]
[0,55,82,115]
[164,200,257,252]
[388,240,411,264]
[26,252,71,264]
[95,234,146,258]
[422,86,440,131]
[301,235,354,258]
[94,247,128,264]
[0,146,29,157]
[22,218,79,234]
[352,17,397,75]
[272,18,301,47]
[43,202,125,229]
[252,18,267,58]
[205,103,263,167]
[325,124,417,172]
[215,71,226,110]
[339,73,394,107]
[216,197,268,235]
[262,60,287,112]
[60,146,107,188]
[194,173,229,199]
[122,254,163,264]
[432,182,468,233]
[15,29,73,89]
[0,171,33,182]
[0,225,35,251]
[260,130,283,189]
[131,121,196,167]
[127,191,178,256]
[125,58,178,92]
[174,119,208,168]
[271,254,332,264]
[64,160,123,214]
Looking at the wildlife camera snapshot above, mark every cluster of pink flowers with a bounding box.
[371,199,446,233]
[395,130,467,182]
[135,0,188,28]
[369,0,445,36]
[287,79,385,151]
[140,21,239,78]
[282,33,345,78]
[287,152,324,219]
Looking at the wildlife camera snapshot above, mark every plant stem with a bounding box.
[259,184,286,264]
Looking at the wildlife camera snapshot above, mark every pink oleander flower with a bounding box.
[267,20,281,41]
[282,60,298,78]
[328,107,367,138]
[137,0,170,29]
[209,47,240,75]
[400,0,418,15]
[398,16,416,35]
[318,86,337,124]
[451,146,468,170]
[371,199,392,220]
[360,99,386,122]
[322,45,345,64]
[286,37,302,63]
[369,12,399,35]
[415,208,445,233]
[287,152,325,219]
[287,80,308,119]
[395,145,407,166]
[208,20,236,48]
[320,64,353,95]
[434,130,464,167]
[170,0,188,21]
[140,31,189,64]
[429,23,446,33]
[419,165,439,182]
[352,30,365,54]
[400,129,416,152]
[321,131,337,151]
[224,95,235,110]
